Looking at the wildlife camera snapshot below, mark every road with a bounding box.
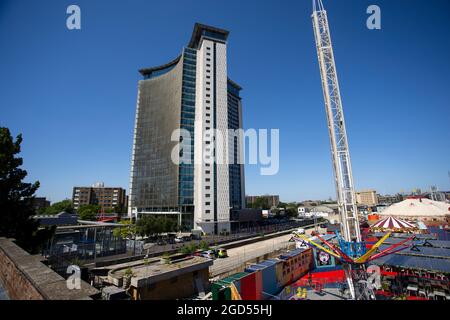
[210,228,317,277]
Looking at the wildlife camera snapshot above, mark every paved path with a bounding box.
[211,228,317,277]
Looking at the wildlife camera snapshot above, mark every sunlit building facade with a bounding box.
[128,23,245,234]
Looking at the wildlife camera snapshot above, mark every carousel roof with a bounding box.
[372,216,416,230]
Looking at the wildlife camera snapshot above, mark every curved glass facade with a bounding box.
[178,47,197,207]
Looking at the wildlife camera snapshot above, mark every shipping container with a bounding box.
[211,272,248,300]
[278,248,313,287]
[263,259,284,290]
[251,261,278,298]
[240,270,263,300]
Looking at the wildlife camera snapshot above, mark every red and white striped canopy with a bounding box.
[372,216,416,230]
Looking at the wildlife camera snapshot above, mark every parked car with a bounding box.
[175,237,184,243]
[217,248,228,258]
[201,250,216,259]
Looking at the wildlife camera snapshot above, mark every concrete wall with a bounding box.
[131,268,210,300]
[0,238,98,300]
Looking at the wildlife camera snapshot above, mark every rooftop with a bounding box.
[188,23,229,49]
[139,54,181,77]
[108,255,213,288]
[139,23,230,77]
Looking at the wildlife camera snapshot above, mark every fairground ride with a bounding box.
[306,0,416,300]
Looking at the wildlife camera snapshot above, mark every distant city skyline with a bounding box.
[1,0,449,203]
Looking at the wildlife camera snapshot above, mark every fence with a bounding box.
[210,239,295,277]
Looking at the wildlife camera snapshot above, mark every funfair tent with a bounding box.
[371,216,417,232]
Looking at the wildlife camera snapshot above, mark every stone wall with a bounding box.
[0,238,98,300]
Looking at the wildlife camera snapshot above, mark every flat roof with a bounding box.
[372,254,450,274]
[188,23,229,48]
[378,243,450,260]
[112,256,213,288]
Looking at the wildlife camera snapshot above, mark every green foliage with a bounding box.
[114,205,127,214]
[136,215,178,236]
[69,257,85,268]
[250,197,270,210]
[124,267,133,277]
[0,127,54,253]
[179,243,198,254]
[277,201,287,208]
[113,219,136,239]
[186,241,211,254]
[285,207,297,217]
[78,204,100,221]
[199,240,209,251]
[161,252,171,264]
[40,199,74,215]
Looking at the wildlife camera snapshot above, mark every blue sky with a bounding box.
[1,0,449,203]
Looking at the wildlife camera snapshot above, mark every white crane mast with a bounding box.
[311,0,361,243]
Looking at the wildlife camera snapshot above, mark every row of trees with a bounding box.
[248,197,271,210]
[38,199,74,215]
[40,199,125,220]
[112,216,180,240]
[248,197,298,218]
[136,215,178,236]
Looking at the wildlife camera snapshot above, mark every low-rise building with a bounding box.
[377,193,404,205]
[33,211,78,226]
[107,254,213,300]
[306,206,334,218]
[297,206,306,217]
[72,183,126,212]
[355,190,378,206]
[246,195,280,208]
[30,197,50,213]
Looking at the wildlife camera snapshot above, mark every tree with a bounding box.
[179,243,198,255]
[199,240,209,251]
[114,205,127,214]
[113,219,136,239]
[285,207,297,218]
[0,128,54,253]
[136,216,178,237]
[78,204,100,221]
[278,201,288,208]
[39,199,74,215]
[251,197,270,210]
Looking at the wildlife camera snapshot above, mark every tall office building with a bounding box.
[129,23,245,234]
